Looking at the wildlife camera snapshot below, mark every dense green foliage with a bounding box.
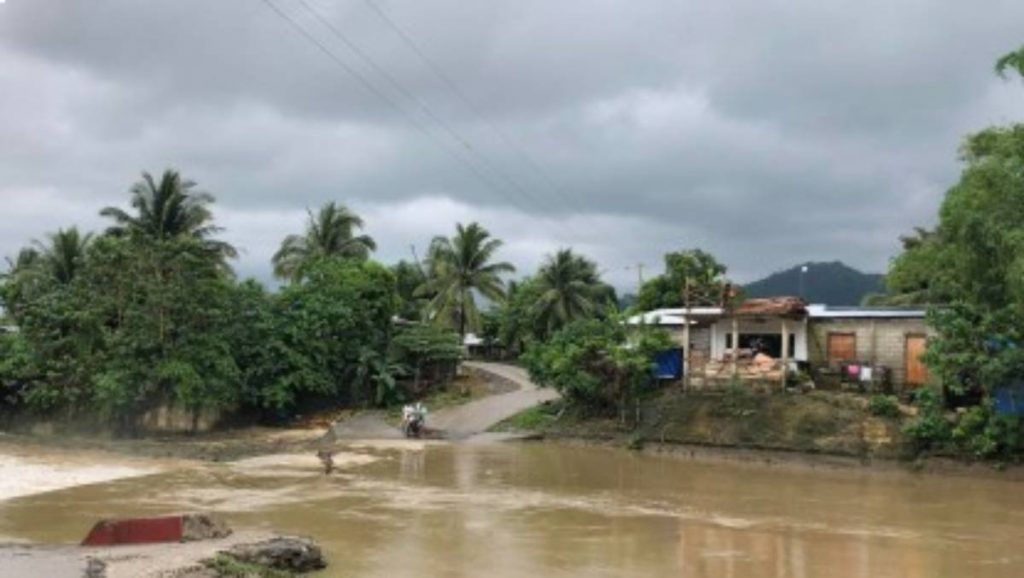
[903,387,1024,459]
[885,125,1024,399]
[390,323,462,394]
[494,278,545,355]
[882,54,1024,458]
[391,260,428,321]
[633,249,728,311]
[0,170,461,432]
[867,394,900,419]
[483,249,617,357]
[523,315,672,414]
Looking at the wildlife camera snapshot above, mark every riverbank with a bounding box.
[1,528,326,577]
[495,388,1024,479]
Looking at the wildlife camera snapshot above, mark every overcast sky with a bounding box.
[2,1,1024,291]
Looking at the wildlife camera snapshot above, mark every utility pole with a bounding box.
[625,263,646,294]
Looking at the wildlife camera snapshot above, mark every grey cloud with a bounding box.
[2,0,1024,290]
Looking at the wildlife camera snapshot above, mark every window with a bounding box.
[827,332,857,362]
[725,333,796,358]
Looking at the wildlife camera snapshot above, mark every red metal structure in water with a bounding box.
[81,516,184,546]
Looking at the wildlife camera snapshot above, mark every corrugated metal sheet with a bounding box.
[807,304,927,319]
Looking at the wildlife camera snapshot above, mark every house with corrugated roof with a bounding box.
[628,297,931,392]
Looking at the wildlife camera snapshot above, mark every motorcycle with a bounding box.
[401,403,427,438]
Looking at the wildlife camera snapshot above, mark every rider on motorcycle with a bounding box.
[401,402,427,438]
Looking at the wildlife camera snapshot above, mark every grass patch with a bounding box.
[491,401,563,432]
[203,554,293,578]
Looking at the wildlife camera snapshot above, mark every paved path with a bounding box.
[330,362,558,442]
[431,362,559,440]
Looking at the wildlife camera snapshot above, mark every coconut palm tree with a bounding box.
[34,227,93,285]
[100,169,237,262]
[1,247,44,315]
[272,202,376,282]
[418,222,515,337]
[533,249,611,336]
[1,230,92,318]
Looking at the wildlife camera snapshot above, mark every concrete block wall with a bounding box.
[807,318,933,389]
[667,327,711,353]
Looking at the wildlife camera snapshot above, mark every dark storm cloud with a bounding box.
[1,0,1024,289]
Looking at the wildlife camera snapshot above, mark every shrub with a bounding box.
[902,387,952,453]
[868,395,901,418]
[523,315,672,414]
[951,404,1024,459]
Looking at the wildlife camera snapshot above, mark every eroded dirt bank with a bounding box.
[498,388,1024,479]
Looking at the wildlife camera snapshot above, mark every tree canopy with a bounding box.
[634,249,729,311]
[0,170,422,431]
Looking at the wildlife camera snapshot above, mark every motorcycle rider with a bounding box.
[401,402,428,438]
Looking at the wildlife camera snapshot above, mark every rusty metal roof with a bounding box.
[732,296,807,317]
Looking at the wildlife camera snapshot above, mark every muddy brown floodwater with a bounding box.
[2,441,1024,578]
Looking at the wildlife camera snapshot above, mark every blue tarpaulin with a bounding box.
[654,349,683,380]
[993,382,1024,416]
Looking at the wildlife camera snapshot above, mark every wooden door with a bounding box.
[827,333,857,363]
[905,335,929,387]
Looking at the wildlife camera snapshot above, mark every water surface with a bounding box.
[1,442,1022,577]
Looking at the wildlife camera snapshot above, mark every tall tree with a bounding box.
[100,169,237,263]
[272,202,376,282]
[533,249,612,336]
[418,222,515,337]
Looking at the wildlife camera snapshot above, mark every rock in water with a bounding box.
[181,513,233,542]
[84,558,107,578]
[224,536,326,573]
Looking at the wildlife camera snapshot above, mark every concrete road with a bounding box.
[330,362,558,442]
[429,362,559,440]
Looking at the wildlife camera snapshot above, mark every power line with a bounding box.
[257,0,540,218]
[292,0,570,227]
[361,0,589,216]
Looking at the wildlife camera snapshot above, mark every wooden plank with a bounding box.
[905,335,929,387]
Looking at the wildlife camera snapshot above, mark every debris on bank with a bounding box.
[0,514,326,578]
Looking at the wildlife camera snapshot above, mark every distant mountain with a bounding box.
[744,261,884,306]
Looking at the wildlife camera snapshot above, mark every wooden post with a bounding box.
[870,319,878,366]
[731,317,739,377]
[683,278,691,391]
[781,318,789,392]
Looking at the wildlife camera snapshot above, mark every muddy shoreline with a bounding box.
[4,419,1021,485]
[523,433,1024,481]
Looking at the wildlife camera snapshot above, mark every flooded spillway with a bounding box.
[1,441,1022,577]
